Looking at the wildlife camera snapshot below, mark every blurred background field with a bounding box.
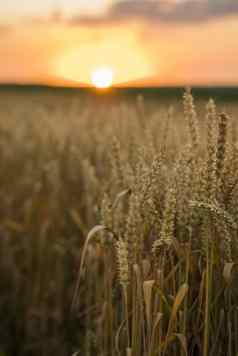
[1,84,238,103]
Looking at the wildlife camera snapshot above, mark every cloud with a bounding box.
[110,0,238,23]
[66,0,238,26]
[13,0,238,29]
[66,14,111,26]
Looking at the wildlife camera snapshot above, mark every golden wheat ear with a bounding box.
[216,112,229,180]
[206,98,217,200]
[183,87,200,151]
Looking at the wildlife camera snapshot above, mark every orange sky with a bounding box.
[1,1,238,87]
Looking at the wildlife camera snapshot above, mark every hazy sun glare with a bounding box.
[53,27,156,86]
[91,68,113,88]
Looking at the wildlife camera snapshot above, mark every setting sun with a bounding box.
[91,68,114,88]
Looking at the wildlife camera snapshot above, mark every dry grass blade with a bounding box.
[173,333,188,356]
[115,318,127,356]
[210,309,225,356]
[113,188,131,209]
[143,280,155,331]
[149,312,163,356]
[142,259,151,278]
[72,225,107,309]
[79,225,108,278]
[163,283,189,354]
[223,263,235,284]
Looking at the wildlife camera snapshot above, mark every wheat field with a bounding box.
[0,87,238,356]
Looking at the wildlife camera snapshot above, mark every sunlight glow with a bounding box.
[91,68,113,88]
[53,28,156,87]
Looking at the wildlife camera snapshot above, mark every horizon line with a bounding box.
[1,82,238,90]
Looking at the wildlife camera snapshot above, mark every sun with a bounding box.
[91,68,114,89]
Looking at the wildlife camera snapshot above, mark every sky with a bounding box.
[0,0,238,87]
